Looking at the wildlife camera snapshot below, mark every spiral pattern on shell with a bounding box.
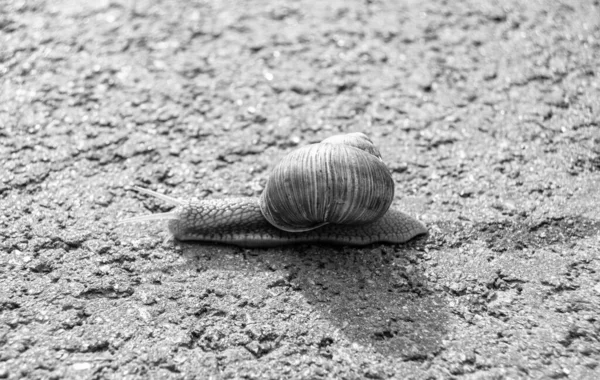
[259,139,394,232]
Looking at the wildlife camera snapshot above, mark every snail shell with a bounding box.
[259,133,394,232]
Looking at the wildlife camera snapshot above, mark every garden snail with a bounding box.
[121,132,427,247]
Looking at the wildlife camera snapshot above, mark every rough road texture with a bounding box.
[1,0,599,379]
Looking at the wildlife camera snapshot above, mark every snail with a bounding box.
[121,132,427,247]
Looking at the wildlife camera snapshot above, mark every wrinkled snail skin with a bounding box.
[167,197,427,248]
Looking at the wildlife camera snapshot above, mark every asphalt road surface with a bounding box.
[1,0,599,379]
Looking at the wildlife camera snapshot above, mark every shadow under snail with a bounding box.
[121,132,427,247]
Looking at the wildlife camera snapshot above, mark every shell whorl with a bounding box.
[320,132,383,159]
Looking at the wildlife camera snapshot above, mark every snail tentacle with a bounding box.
[119,187,182,224]
[120,212,180,224]
[132,186,182,205]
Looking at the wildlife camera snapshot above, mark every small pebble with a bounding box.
[72,362,92,371]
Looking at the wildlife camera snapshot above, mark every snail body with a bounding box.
[121,133,427,247]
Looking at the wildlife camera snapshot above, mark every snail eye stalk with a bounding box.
[130,186,182,205]
[118,186,182,225]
